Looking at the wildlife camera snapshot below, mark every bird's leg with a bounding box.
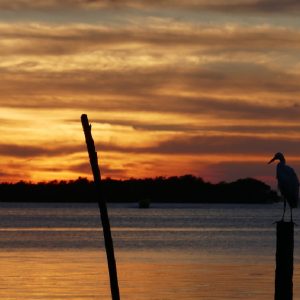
[281,199,286,221]
[291,208,298,225]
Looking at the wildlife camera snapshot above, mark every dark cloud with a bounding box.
[0,171,17,178]
[0,162,32,182]
[0,171,30,182]
[0,144,84,158]
[202,125,300,135]
[200,0,300,14]
[204,160,300,186]
[67,162,91,174]
[0,0,102,10]
[202,161,273,186]
[0,63,300,123]
[95,135,300,157]
[206,162,272,181]
[68,161,127,177]
[67,118,300,135]
[1,24,300,56]
[0,0,300,14]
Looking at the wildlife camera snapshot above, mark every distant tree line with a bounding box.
[0,175,279,204]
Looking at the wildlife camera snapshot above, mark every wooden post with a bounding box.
[275,221,294,300]
[81,114,120,300]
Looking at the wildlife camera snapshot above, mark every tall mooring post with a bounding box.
[275,221,294,300]
[81,114,120,300]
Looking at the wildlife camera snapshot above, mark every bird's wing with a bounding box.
[277,165,299,207]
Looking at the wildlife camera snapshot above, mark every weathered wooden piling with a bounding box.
[81,114,120,300]
[275,221,294,300]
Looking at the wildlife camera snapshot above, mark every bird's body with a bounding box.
[269,152,299,221]
[276,162,299,208]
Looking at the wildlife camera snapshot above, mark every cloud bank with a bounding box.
[0,4,299,185]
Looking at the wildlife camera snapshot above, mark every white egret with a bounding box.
[268,152,299,221]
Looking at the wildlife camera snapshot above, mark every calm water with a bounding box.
[0,202,299,299]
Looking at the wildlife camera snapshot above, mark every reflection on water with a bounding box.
[0,203,299,299]
[1,251,300,300]
[0,250,205,300]
[0,251,109,300]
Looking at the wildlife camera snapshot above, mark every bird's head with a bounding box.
[268,152,285,164]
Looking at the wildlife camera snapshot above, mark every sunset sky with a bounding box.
[1,1,300,186]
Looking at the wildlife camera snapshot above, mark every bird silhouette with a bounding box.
[268,152,299,222]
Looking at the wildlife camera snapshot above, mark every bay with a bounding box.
[0,202,299,299]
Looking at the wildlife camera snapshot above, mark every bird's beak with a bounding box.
[268,157,275,164]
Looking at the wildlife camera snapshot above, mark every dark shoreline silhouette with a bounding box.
[0,175,279,204]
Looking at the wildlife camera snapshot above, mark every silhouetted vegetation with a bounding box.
[0,175,279,203]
